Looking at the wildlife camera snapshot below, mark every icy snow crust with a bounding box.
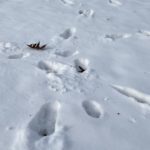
[0,0,150,150]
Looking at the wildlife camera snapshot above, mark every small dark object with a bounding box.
[42,133,48,137]
[78,66,86,73]
[27,41,47,50]
[39,129,48,137]
[117,112,120,115]
[79,10,83,14]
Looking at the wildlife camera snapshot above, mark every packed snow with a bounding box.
[0,0,150,150]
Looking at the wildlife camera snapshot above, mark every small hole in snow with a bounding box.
[78,66,86,73]
[117,112,120,115]
[39,129,48,137]
[78,10,83,14]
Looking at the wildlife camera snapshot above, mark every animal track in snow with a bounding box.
[28,101,61,137]
[128,117,136,124]
[38,60,99,93]
[82,100,103,118]
[136,30,150,39]
[12,101,65,150]
[112,85,150,106]
[55,49,79,57]
[138,30,150,36]
[74,58,90,73]
[38,60,68,74]
[49,28,77,50]
[8,53,24,59]
[8,52,30,59]
[108,0,122,7]
[54,37,79,57]
[78,9,95,18]
[0,42,20,54]
[59,28,76,40]
[60,0,75,6]
[100,33,131,42]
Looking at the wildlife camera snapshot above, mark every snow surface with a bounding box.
[0,0,150,150]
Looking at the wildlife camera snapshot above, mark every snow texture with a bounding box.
[0,0,150,150]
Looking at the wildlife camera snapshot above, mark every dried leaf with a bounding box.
[27,42,47,50]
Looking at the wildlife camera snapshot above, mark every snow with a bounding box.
[82,100,103,118]
[112,85,150,105]
[0,0,150,150]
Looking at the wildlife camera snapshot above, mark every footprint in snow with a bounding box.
[108,0,122,7]
[54,36,79,57]
[59,27,76,40]
[136,30,150,39]
[8,52,30,59]
[112,84,150,106]
[74,58,90,73]
[37,59,99,93]
[38,60,68,74]
[99,33,131,42]
[28,101,61,138]
[0,42,20,53]
[128,117,136,124]
[49,27,77,50]
[12,101,67,150]
[8,53,24,59]
[60,0,75,6]
[0,42,30,59]
[82,100,103,118]
[78,9,95,18]
[55,49,79,57]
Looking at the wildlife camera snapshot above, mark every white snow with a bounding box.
[112,85,150,105]
[108,0,122,7]
[0,0,150,150]
[74,58,89,72]
[38,60,68,74]
[82,100,103,118]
